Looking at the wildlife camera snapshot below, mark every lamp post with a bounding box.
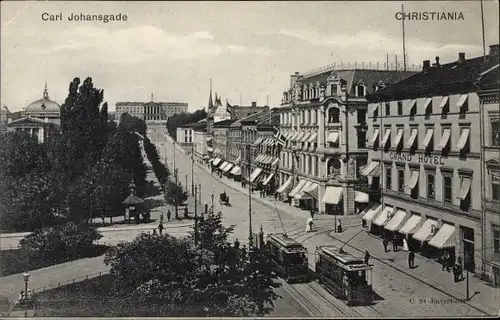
[191,145,195,196]
[247,144,253,247]
[174,168,179,218]
[194,184,199,244]
[211,193,215,214]
[22,272,30,318]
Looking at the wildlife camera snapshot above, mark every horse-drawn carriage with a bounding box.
[219,192,230,206]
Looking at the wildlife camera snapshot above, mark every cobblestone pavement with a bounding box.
[153,128,497,317]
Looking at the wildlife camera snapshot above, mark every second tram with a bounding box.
[315,245,373,305]
[266,233,309,282]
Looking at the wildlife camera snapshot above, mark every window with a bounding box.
[357,131,366,149]
[397,101,403,115]
[373,106,379,120]
[398,168,405,192]
[357,109,367,124]
[328,107,340,123]
[424,98,432,119]
[494,226,500,254]
[492,171,500,201]
[440,96,449,118]
[331,85,337,96]
[491,118,500,147]
[458,94,469,116]
[457,127,470,154]
[427,174,435,200]
[458,175,472,212]
[357,85,365,97]
[385,165,392,190]
[385,103,390,116]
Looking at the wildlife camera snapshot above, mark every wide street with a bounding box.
[150,126,495,317]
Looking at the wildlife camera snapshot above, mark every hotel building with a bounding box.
[276,68,414,215]
[363,46,499,277]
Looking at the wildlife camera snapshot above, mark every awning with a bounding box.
[354,191,369,203]
[254,138,263,145]
[212,158,221,166]
[360,162,380,176]
[277,176,293,193]
[384,210,408,232]
[203,155,210,159]
[456,128,470,151]
[265,155,274,164]
[362,203,382,222]
[456,94,468,109]
[407,100,416,113]
[380,128,391,148]
[327,131,340,144]
[457,177,471,200]
[371,104,379,113]
[438,96,449,109]
[408,170,419,190]
[412,218,439,242]
[223,163,234,172]
[207,147,214,152]
[250,168,263,183]
[437,128,451,150]
[372,206,393,226]
[393,128,404,148]
[289,179,307,198]
[370,128,380,145]
[423,97,432,111]
[263,138,271,146]
[230,166,241,175]
[255,155,264,162]
[428,223,456,248]
[406,128,418,148]
[219,161,229,169]
[399,215,422,235]
[321,186,343,205]
[303,183,319,199]
[300,132,311,142]
[206,137,213,142]
[296,132,306,142]
[289,131,300,141]
[262,173,275,186]
[271,158,279,166]
[294,181,313,199]
[235,155,241,162]
[307,132,318,143]
[422,128,434,149]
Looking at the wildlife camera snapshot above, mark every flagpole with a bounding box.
[401,3,407,71]
[480,0,487,61]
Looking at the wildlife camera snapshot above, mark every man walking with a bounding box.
[382,238,389,252]
[408,251,415,269]
[364,250,371,265]
[442,251,450,271]
[167,210,171,222]
[392,234,398,252]
[158,222,164,235]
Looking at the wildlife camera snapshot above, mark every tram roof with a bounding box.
[316,245,364,264]
[268,233,306,250]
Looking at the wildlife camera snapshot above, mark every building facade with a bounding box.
[176,125,194,147]
[211,119,235,168]
[478,56,500,284]
[193,127,208,164]
[276,69,414,215]
[7,84,60,143]
[115,100,188,124]
[363,46,499,277]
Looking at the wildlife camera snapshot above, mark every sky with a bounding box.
[1,1,499,113]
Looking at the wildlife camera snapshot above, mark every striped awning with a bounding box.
[359,162,380,177]
[300,132,311,142]
[223,163,234,172]
[294,181,313,199]
[428,223,456,249]
[321,186,343,205]
[254,138,263,145]
[303,182,319,199]
[289,179,307,198]
[235,155,241,162]
[271,158,279,166]
[230,166,241,176]
[277,176,293,193]
[262,173,275,186]
[413,219,439,242]
[250,168,263,183]
[212,158,221,166]
[362,203,382,222]
[307,132,318,143]
[219,161,229,169]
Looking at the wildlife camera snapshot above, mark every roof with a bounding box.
[116,101,188,107]
[366,51,499,101]
[178,122,206,129]
[213,119,235,128]
[290,69,415,96]
[7,116,58,126]
[25,84,61,113]
[256,111,280,129]
[477,64,500,91]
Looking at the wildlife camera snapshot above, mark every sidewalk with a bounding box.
[328,227,499,316]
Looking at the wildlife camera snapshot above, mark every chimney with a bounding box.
[290,71,300,88]
[422,60,431,71]
[458,52,466,63]
[432,56,440,67]
[489,44,499,59]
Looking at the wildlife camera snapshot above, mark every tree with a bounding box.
[194,212,235,259]
[166,108,207,139]
[144,137,170,188]
[164,181,188,219]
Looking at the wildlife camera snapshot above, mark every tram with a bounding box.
[265,233,309,283]
[315,245,373,305]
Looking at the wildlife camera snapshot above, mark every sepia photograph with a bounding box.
[0,0,499,318]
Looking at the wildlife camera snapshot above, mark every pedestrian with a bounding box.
[234,238,240,249]
[402,238,409,252]
[392,234,398,252]
[364,250,370,265]
[158,222,164,235]
[362,218,367,228]
[167,210,171,222]
[447,253,454,273]
[274,192,278,200]
[337,220,343,233]
[453,262,461,283]
[310,209,315,219]
[160,213,164,223]
[382,238,389,252]
[153,229,157,235]
[408,251,415,269]
[442,251,450,271]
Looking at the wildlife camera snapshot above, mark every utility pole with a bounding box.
[211,193,215,214]
[191,145,195,196]
[247,144,253,246]
[174,168,178,218]
[194,184,198,244]
[199,183,202,203]
[185,174,188,192]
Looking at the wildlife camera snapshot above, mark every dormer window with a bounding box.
[331,84,337,96]
[356,82,365,97]
[328,107,340,123]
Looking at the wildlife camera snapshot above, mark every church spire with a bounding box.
[43,82,49,99]
[208,78,214,111]
[151,92,154,102]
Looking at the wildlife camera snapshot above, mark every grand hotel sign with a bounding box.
[388,152,445,165]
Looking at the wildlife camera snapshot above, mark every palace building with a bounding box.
[115,95,188,124]
[276,68,414,215]
[363,45,499,277]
